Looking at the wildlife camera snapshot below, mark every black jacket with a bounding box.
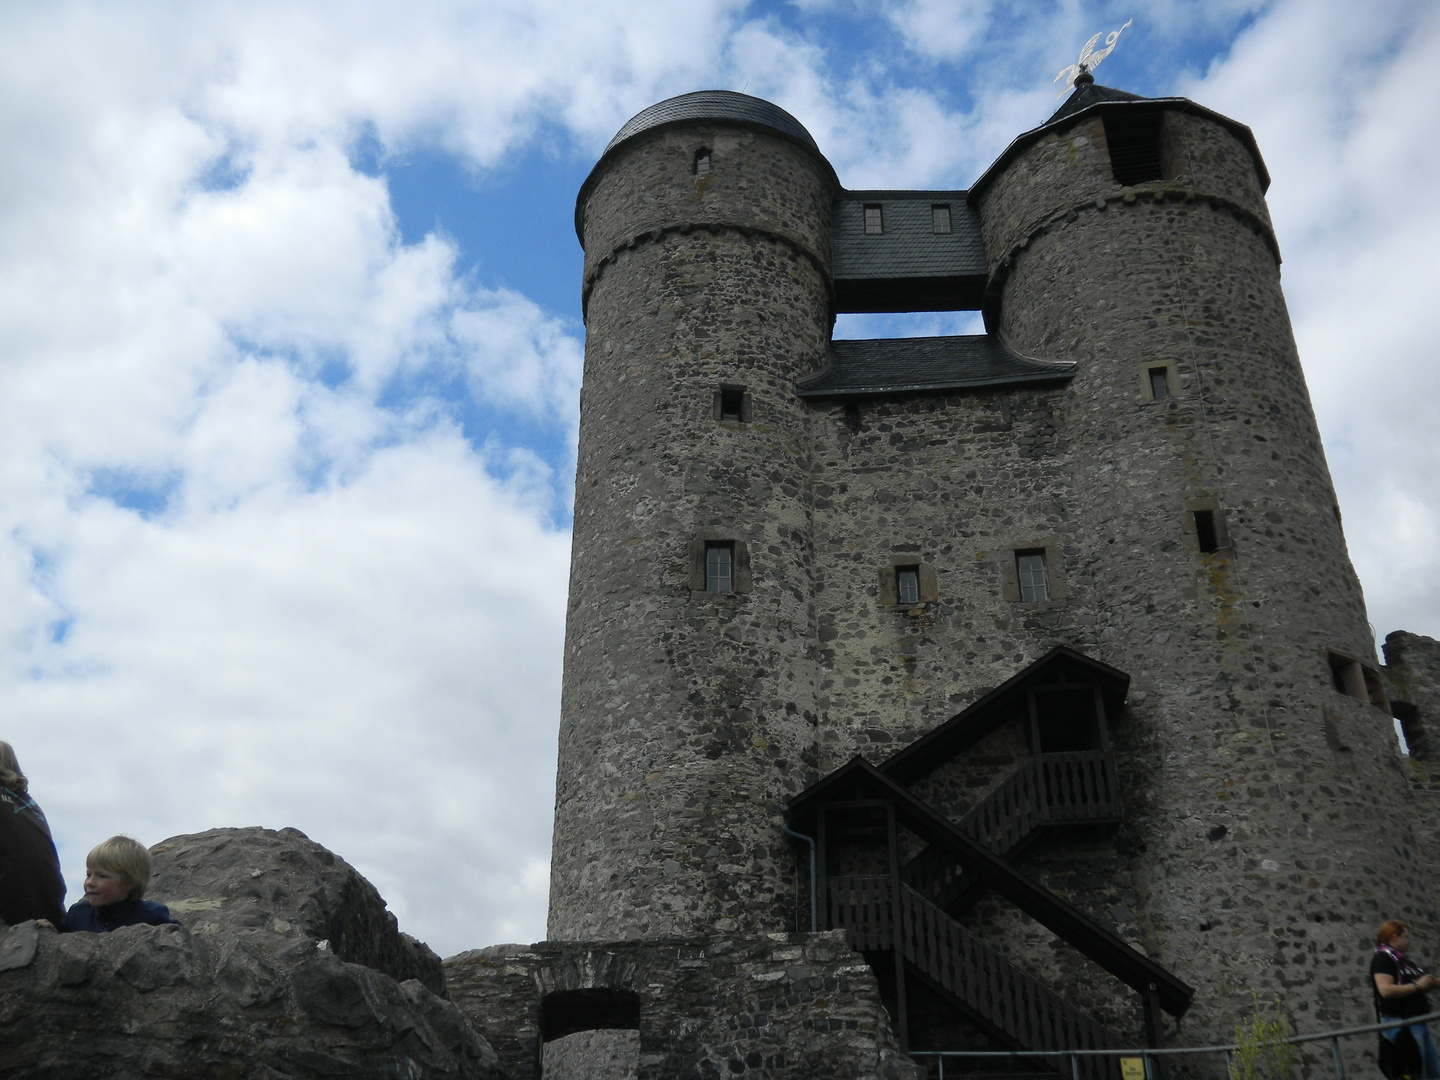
[0,785,65,927]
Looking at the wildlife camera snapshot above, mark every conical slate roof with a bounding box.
[1048,75,1147,123]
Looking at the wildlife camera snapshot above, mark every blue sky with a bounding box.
[0,0,1435,957]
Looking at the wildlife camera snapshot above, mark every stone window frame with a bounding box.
[878,556,938,607]
[997,539,1069,606]
[1325,649,1388,713]
[693,148,711,176]
[1184,497,1230,555]
[688,535,752,595]
[713,384,752,423]
[1139,360,1178,403]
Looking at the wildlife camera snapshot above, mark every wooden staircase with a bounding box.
[902,750,1121,913]
[787,650,1193,1070]
[831,874,1116,1079]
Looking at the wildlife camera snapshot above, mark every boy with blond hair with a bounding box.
[59,836,178,933]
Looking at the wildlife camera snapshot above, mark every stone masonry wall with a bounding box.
[550,122,838,940]
[971,106,1436,1057]
[1383,631,1440,901]
[444,931,922,1080]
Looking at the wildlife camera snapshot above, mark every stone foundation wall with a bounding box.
[444,931,922,1080]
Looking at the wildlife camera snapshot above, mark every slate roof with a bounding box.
[831,191,986,281]
[603,90,821,156]
[579,90,836,241]
[1048,78,1146,123]
[796,335,1074,398]
[970,81,1270,198]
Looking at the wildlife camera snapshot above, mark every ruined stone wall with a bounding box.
[1383,631,1440,892]
[444,931,921,1080]
[973,107,1435,1048]
[550,122,837,940]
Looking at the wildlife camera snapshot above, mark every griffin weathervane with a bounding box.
[1054,18,1132,97]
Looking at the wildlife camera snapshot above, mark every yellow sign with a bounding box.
[1119,1057,1147,1080]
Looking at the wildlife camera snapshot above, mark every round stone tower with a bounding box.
[548,92,839,940]
[971,79,1434,1036]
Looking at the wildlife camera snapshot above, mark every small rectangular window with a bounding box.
[931,204,952,234]
[694,149,711,175]
[1194,510,1219,553]
[706,543,733,593]
[896,566,920,605]
[1328,650,1385,709]
[864,204,883,235]
[719,385,744,421]
[1148,366,1170,400]
[1016,550,1049,602]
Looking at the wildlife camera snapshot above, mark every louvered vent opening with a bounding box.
[1103,111,1164,185]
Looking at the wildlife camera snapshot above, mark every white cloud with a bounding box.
[0,0,1436,960]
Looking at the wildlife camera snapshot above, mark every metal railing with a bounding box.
[908,1009,1440,1080]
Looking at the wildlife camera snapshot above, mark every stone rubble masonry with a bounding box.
[550,121,838,940]
[151,826,445,995]
[1384,631,1440,875]
[0,828,498,1079]
[443,930,922,1080]
[550,90,1440,1060]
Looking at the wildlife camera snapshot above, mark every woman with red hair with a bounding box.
[1373,921,1440,1078]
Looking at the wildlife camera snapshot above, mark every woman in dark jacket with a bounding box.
[0,740,66,927]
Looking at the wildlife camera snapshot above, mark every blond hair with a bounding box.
[0,741,27,795]
[87,836,152,900]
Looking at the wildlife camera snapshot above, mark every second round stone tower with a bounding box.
[548,93,838,939]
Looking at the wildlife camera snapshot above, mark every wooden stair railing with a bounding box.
[903,751,1120,911]
[829,874,1117,1080]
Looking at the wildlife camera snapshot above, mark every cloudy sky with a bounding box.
[1,0,1433,958]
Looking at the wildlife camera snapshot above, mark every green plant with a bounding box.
[1229,994,1296,1080]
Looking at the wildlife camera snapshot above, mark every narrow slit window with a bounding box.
[1148,366,1170,400]
[864,204,883,235]
[1194,510,1220,553]
[694,148,711,175]
[706,543,734,593]
[896,566,920,605]
[1016,549,1049,602]
[931,204,952,234]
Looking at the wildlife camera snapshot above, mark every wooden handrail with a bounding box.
[828,874,1118,1078]
[796,757,1195,1016]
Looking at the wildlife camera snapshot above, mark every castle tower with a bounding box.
[548,93,837,939]
[964,75,1430,1036]
[546,80,1437,1059]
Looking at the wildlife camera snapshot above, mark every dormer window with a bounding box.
[864,204,883,235]
[931,204,952,234]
